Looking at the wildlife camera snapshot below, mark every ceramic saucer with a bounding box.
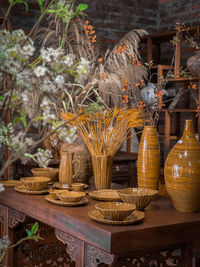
[45,194,88,207]
[88,209,144,225]
[53,182,72,190]
[88,189,121,202]
[2,180,22,187]
[14,185,50,195]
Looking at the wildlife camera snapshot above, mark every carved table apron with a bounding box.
[0,188,200,266]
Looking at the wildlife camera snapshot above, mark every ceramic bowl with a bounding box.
[31,168,59,182]
[117,188,158,210]
[31,168,51,177]
[71,183,86,192]
[56,191,86,203]
[95,202,136,221]
[20,177,50,191]
[48,189,68,200]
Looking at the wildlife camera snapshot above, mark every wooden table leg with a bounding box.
[1,206,8,266]
[55,228,115,267]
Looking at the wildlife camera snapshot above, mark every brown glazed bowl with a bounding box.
[71,183,86,192]
[20,177,50,191]
[117,188,158,210]
[56,191,86,203]
[95,202,136,221]
[48,189,68,200]
[31,168,59,182]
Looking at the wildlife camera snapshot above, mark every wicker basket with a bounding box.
[60,143,92,184]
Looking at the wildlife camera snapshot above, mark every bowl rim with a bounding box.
[117,187,158,196]
[95,201,136,211]
[20,177,51,182]
[56,191,86,197]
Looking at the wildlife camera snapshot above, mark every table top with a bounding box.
[1,188,200,254]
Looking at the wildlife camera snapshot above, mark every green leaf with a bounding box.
[33,116,44,122]
[1,125,7,135]
[31,222,38,234]
[0,96,4,101]
[76,4,88,12]
[37,0,45,12]
[13,117,21,125]
[26,229,32,237]
[21,114,27,127]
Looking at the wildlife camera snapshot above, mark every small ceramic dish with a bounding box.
[88,189,121,202]
[45,194,88,207]
[2,180,22,187]
[15,185,50,195]
[48,188,68,200]
[71,183,86,192]
[53,182,72,190]
[117,188,158,210]
[95,202,136,221]
[88,209,144,225]
[56,191,86,203]
[20,177,50,191]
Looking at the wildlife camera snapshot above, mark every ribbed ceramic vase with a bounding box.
[164,119,200,212]
[91,155,113,190]
[137,126,160,190]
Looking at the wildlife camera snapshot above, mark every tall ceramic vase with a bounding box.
[164,119,200,212]
[137,125,160,190]
[91,155,113,190]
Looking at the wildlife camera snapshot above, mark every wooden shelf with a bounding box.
[159,135,178,140]
[164,77,200,82]
[160,109,198,112]
[144,27,200,164]
[151,64,172,70]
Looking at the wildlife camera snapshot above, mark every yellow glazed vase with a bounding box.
[164,119,200,212]
[91,155,113,190]
[137,126,160,190]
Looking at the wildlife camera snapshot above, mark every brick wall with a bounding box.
[1,0,200,43]
[75,0,159,45]
[0,0,159,45]
[1,0,200,44]
[158,0,200,32]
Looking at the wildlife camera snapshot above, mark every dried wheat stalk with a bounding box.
[61,108,144,157]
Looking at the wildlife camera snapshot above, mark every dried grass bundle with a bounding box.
[61,108,144,157]
[97,29,148,107]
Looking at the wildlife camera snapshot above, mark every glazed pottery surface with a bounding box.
[137,126,160,190]
[164,120,200,212]
[20,177,50,191]
[91,155,113,190]
[117,188,158,210]
[31,167,59,182]
[59,151,80,188]
[95,202,136,221]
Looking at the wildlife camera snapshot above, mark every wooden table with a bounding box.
[0,188,200,266]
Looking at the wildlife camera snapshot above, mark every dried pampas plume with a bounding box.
[98,29,148,108]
